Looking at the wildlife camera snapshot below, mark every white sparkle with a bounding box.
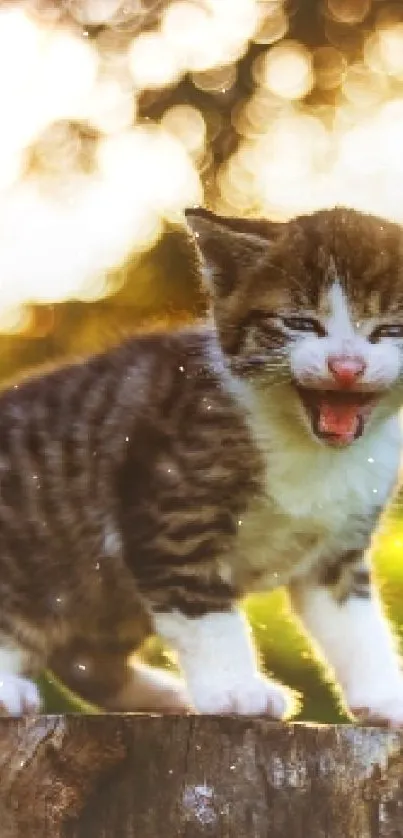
[179,365,184,372]
[77,663,86,671]
[373,488,378,493]
[95,561,100,570]
[125,436,129,442]
[368,457,374,463]
[238,519,243,526]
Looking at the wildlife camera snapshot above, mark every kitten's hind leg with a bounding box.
[0,647,41,716]
[104,661,191,713]
[50,642,191,713]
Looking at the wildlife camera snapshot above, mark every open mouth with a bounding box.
[296,387,380,447]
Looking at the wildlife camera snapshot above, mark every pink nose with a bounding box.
[328,355,366,386]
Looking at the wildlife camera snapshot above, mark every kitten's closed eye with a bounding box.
[369,324,403,342]
[281,316,325,337]
[243,311,324,337]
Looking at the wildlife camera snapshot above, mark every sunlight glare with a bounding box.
[3,1,403,333]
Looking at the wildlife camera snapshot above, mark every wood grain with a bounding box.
[1,717,403,837]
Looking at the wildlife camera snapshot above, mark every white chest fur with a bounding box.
[231,400,402,592]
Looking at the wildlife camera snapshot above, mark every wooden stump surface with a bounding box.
[1,716,403,837]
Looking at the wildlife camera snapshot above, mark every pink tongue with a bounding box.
[318,401,360,440]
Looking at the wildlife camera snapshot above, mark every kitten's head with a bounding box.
[186,206,403,447]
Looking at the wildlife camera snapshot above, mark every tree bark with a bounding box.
[1,716,403,837]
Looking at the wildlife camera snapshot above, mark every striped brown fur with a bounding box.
[0,331,262,684]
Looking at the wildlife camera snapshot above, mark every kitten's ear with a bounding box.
[185,207,281,296]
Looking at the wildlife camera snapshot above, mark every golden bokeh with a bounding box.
[253,2,289,45]
[1,0,403,334]
[253,40,314,99]
[312,46,346,90]
[161,106,206,159]
[325,0,371,25]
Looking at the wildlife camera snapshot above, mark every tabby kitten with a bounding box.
[1,205,403,723]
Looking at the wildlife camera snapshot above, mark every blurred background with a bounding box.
[1,0,403,719]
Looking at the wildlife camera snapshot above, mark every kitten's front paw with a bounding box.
[0,674,41,716]
[349,679,403,727]
[191,675,293,717]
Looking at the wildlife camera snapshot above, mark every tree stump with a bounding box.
[1,716,403,837]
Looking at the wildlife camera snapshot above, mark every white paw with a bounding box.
[348,679,403,727]
[0,674,41,716]
[190,674,293,717]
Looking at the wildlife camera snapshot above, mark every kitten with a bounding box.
[1,206,403,723]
